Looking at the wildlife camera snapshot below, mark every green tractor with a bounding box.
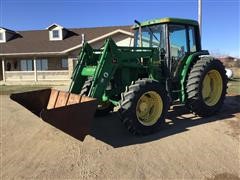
[11,17,227,137]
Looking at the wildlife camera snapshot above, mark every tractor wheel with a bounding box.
[80,78,113,116]
[80,78,92,96]
[119,79,169,135]
[186,58,227,116]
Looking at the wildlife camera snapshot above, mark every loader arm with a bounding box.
[68,38,121,100]
[69,38,158,102]
[89,38,121,100]
[69,43,96,94]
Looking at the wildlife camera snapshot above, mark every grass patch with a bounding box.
[1,79,239,96]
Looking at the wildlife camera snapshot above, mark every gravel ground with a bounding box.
[1,92,240,179]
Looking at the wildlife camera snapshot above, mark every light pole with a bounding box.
[198,0,202,36]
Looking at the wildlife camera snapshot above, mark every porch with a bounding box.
[5,70,69,81]
[1,56,77,84]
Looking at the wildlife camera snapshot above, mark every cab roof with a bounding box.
[133,17,199,29]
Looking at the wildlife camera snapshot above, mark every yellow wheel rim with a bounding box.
[136,91,163,126]
[202,70,223,106]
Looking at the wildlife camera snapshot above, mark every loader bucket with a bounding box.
[10,89,98,141]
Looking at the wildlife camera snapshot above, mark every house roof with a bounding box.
[0,27,17,34]
[0,25,132,56]
[46,23,64,30]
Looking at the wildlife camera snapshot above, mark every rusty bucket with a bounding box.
[10,89,98,141]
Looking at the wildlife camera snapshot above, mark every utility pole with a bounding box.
[198,0,202,36]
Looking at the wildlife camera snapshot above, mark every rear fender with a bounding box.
[179,51,209,103]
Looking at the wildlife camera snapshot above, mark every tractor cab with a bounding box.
[133,18,201,77]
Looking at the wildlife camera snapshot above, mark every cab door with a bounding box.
[168,24,189,77]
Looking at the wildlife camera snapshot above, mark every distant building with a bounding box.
[0,24,133,84]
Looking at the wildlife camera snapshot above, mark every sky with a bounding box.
[0,0,239,57]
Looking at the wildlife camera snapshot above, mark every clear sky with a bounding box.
[0,0,239,57]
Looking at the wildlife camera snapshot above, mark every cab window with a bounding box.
[189,26,197,52]
[134,24,166,49]
[168,24,188,76]
[169,24,187,60]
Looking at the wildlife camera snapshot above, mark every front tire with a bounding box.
[186,58,227,116]
[119,79,169,135]
[80,78,113,116]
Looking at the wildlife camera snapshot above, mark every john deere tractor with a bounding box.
[11,18,227,138]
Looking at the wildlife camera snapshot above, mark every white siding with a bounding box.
[49,26,63,41]
[116,37,134,47]
[0,29,6,43]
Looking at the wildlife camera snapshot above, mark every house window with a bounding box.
[61,58,68,68]
[0,32,3,41]
[37,59,48,70]
[21,60,33,71]
[52,30,59,38]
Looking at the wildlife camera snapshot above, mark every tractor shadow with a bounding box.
[90,95,240,148]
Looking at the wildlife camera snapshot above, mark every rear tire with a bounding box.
[119,79,169,135]
[80,78,113,116]
[186,58,227,116]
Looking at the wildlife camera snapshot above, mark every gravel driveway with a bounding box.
[1,94,239,179]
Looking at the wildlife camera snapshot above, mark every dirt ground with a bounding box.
[0,85,240,179]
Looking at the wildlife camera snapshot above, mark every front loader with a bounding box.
[11,17,227,138]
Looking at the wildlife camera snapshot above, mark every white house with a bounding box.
[0,24,133,84]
